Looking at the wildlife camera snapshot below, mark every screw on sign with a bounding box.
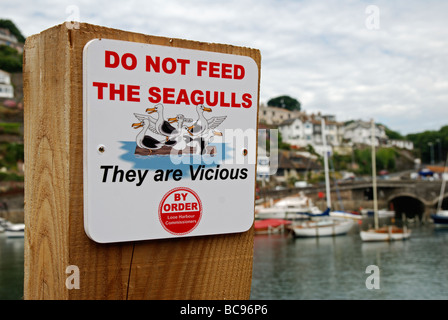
[159,187,203,235]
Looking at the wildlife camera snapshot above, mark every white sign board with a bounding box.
[83,39,259,243]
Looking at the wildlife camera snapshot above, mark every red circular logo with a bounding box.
[158,187,202,235]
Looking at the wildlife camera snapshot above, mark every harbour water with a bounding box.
[0,234,24,300]
[251,221,448,300]
[0,220,447,300]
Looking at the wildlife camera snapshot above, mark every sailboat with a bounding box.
[430,154,448,227]
[289,118,354,238]
[327,156,362,220]
[0,218,25,238]
[255,192,324,221]
[360,119,411,242]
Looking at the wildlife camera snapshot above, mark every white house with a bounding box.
[343,120,387,146]
[258,104,302,126]
[388,139,414,150]
[278,118,304,144]
[279,113,343,156]
[0,70,14,99]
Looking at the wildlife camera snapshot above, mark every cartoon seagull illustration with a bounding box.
[172,125,194,151]
[166,114,193,148]
[186,104,226,154]
[132,114,165,154]
[145,103,180,142]
[187,104,226,138]
[169,114,194,131]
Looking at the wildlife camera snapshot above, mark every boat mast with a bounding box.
[321,118,331,210]
[371,119,379,230]
[437,153,448,212]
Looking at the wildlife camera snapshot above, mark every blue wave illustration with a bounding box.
[118,141,232,178]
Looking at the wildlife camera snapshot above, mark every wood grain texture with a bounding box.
[24,23,260,300]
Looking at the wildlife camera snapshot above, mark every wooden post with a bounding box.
[24,23,259,300]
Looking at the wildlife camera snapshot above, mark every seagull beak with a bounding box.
[146,107,156,114]
[168,117,178,123]
[213,131,223,136]
[203,107,212,112]
[132,122,143,129]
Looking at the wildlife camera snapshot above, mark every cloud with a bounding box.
[3,0,448,135]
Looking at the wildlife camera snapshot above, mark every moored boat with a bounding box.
[431,211,448,227]
[289,119,356,238]
[0,217,6,232]
[254,219,291,234]
[289,217,354,238]
[1,218,24,238]
[330,210,362,220]
[361,209,395,218]
[4,223,25,238]
[360,225,411,241]
[255,192,323,220]
[431,154,448,228]
[360,119,411,242]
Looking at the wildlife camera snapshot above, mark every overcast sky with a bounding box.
[3,0,448,135]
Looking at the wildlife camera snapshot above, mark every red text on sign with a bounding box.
[163,202,198,212]
[148,86,252,108]
[92,82,140,102]
[105,50,137,70]
[159,187,202,235]
[197,61,245,79]
[146,56,190,75]
[174,193,187,201]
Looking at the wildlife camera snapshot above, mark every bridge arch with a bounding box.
[431,192,448,210]
[387,193,426,220]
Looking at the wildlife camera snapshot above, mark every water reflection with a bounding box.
[251,224,448,300]
[1,222,448,300]
[0,235,24,300]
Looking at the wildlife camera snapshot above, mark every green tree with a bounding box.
[0,142,24,170]
[384,127,403,140]
[376,148,397,171]
[268,95,301,111]
[353,147,398,174]
[0,44,22,72]
[332,152,352,171]
[354,148,372,174]
[406,125,448,164]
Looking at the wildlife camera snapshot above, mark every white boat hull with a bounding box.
[361,209,395,218]
[290,218,354,237]
[5,230,24,238]
[255,194,324,221]
[360,228,411,242]
[3,222,25,238]
[330,211,362,220]
[255,209,309,220]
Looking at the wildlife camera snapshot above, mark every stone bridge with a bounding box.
[260,179,447,221]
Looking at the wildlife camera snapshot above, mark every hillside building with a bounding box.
[0,70,14,99]
[0,28,23,53]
